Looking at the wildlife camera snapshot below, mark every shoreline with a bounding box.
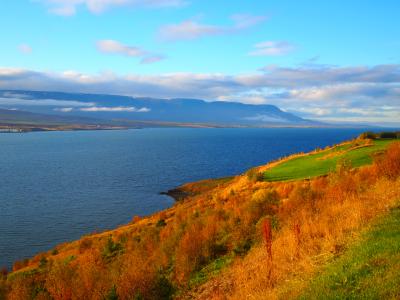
[160,187,192,202]
[0,125,131,133]
[0,122,382,134]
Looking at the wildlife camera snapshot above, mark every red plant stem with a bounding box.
[263,219,272,261]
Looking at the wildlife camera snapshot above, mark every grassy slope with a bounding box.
[4,137,398,300]
[264,139,391,181]
[300,206,400,300]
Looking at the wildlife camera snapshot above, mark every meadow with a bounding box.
[264,139,392,181]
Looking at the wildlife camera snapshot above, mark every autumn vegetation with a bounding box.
[1,134,400,300]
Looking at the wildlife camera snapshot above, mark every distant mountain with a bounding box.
[0,108,105,126]
[0,90,320,127]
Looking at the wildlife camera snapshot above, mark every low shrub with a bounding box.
[78,237,93,254]
[358,131,377,140]
[152,274,175,300]
[233,239,252,256]
[102,237,123,259]
[156,219,167,228]
[379,132,397,139]
[246,168,264,182]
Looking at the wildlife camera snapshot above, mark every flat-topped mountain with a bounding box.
[0,90,320,127]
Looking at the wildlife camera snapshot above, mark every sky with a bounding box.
[1,0,400,125]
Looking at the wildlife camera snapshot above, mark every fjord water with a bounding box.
[0,128,371,268]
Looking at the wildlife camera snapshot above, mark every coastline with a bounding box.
[0,124,131,133]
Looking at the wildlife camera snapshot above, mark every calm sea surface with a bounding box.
[0,128,376,268]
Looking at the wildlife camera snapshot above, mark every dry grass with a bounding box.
[199,174,400,299]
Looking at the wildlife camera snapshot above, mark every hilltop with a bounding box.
[1,133,399,299]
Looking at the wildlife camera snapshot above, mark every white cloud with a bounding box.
[96,40,165,64]
[140,55,166,64]
[159,20,222,41]
[1,92,32,99]
[158,14,266,41]
[230,14,268,29]
[38,0,186,16]
[18,44,32,54]
[97,40,146,57]
[49,4,77,16]
[294,107,332,116]
[244,114,289,123]
[54,107,74,112]
[249,41,294,56]
[0,97,94,107]
[80,106,150,112]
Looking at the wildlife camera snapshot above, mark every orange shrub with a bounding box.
[78,237,93,254]
[45,261,76,300]
[116,252,156,299]
[376,142,400,179]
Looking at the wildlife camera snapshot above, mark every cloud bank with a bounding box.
[0,92,150,113]
[0,64,399,124]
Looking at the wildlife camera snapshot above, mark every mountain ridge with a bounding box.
[0,90,320,127]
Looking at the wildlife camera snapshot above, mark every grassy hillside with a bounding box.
[264,139,391,181]
[300,206,400,300]
[1,136,399,300]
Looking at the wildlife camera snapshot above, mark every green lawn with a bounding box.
[264,139,393,182]
[299,205,400,300]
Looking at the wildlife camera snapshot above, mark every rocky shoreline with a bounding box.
[160,187,192,201]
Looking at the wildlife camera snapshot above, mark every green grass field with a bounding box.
[299,205,400,299]
[264,139,394,182]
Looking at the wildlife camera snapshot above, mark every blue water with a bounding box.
[0,128,374,268]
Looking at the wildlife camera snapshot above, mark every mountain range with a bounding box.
[0,90,320,128]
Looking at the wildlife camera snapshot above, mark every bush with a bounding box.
[251,189,279,206]
[78,237,93,254]
[246,189,280,225]
[12,259,29,272]
[246,168,264,182]
[156,219,167,228]
[359,131,399,140]
[379,132,397,139]
[132,216,141,224]
[0,276,7,300]
[39,257,48,269]
[105,286,118,300]
[375,142,400,180]
[233,239,252,256]
[358,131,377,140]
[102,237,123,259]
[153,274,175,300]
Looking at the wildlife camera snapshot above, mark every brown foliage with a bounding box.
[116,252,156,300]
[78,237,93,254]
[45,261,76,300]
[12,259,29,272]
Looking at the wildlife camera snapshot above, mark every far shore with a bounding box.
[0,122,379,134]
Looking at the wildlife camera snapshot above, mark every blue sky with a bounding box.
[1,0,400,125]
